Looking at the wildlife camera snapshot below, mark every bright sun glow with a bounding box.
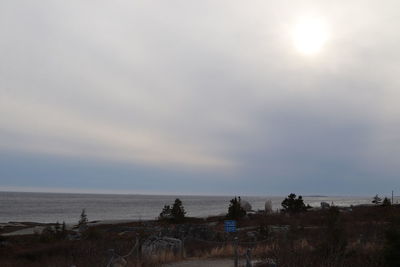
[293,18,329,55]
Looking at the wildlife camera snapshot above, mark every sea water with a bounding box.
[0,191,392,223]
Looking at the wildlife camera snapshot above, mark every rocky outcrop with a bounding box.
[142,236,182,255]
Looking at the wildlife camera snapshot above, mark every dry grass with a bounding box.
[142,251,182,266]
[1,205,398,266]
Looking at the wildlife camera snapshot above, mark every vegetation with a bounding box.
[171,198,186,223]
[2,198,400,266]
[159,205,172,220]
[384,215,400,266]
[319,206,347,259]
[226,196,246,220]
[372,194,382,205]
[159,198,186,223]
[281,193,310,213]
[78,209,88,228]
[38,221,68,242]
[382,197,392,207]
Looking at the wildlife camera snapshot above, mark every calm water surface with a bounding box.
[0,192,393,223]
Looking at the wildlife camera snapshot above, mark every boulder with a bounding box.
[241,200,252,212]
[265,200,273,214]
[320,202,330,209]
[142,236,182,255]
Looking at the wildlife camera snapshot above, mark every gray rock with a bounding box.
[321,202,330,209]
[264,200,273,214]
[142,236,182,255]
[241,200,252,211]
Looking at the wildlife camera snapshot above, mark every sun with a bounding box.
[292,18,329,55]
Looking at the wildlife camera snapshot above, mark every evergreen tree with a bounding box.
[159,205,172,220]
[62,221,67,232]
[55,221,61,233]
[78,209,88,227]
[372,194,382,205]
[171,198,186,223]
[227,196,246,220]
[383,197,392,206]
[281,193,309,213]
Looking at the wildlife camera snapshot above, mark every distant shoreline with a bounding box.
[0,190,376,198]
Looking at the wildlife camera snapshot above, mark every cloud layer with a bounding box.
[1,1,400,195]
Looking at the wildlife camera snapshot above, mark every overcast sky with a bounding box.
[1,1,399,196]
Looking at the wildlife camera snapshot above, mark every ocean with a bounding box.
[0,191,391,223]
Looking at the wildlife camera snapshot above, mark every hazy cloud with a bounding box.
[1,1,400,194]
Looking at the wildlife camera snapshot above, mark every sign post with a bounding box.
[224,220,238,267]
[224,220,236,233]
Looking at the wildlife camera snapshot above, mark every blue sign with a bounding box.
[224,220,237,232]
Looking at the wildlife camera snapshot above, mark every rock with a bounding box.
[241,200,252,211]
[265,200,273,214]
[142,236,182,255]
[321,202,330,209]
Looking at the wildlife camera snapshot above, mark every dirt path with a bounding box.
[162,258,235,267]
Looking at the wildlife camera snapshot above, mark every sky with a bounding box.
[1,1,399,196]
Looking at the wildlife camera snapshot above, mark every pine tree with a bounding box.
[227,196,246,220]
[171,198,186,223]
[62,221,67,232]
[383,197,392,206]
[55,221,61,233]
[78,209,88,227]
[159,205,172,220]
[372,194,382,205]
[281,193,309,213]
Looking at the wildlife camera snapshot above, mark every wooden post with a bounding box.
[234,237,239,267]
